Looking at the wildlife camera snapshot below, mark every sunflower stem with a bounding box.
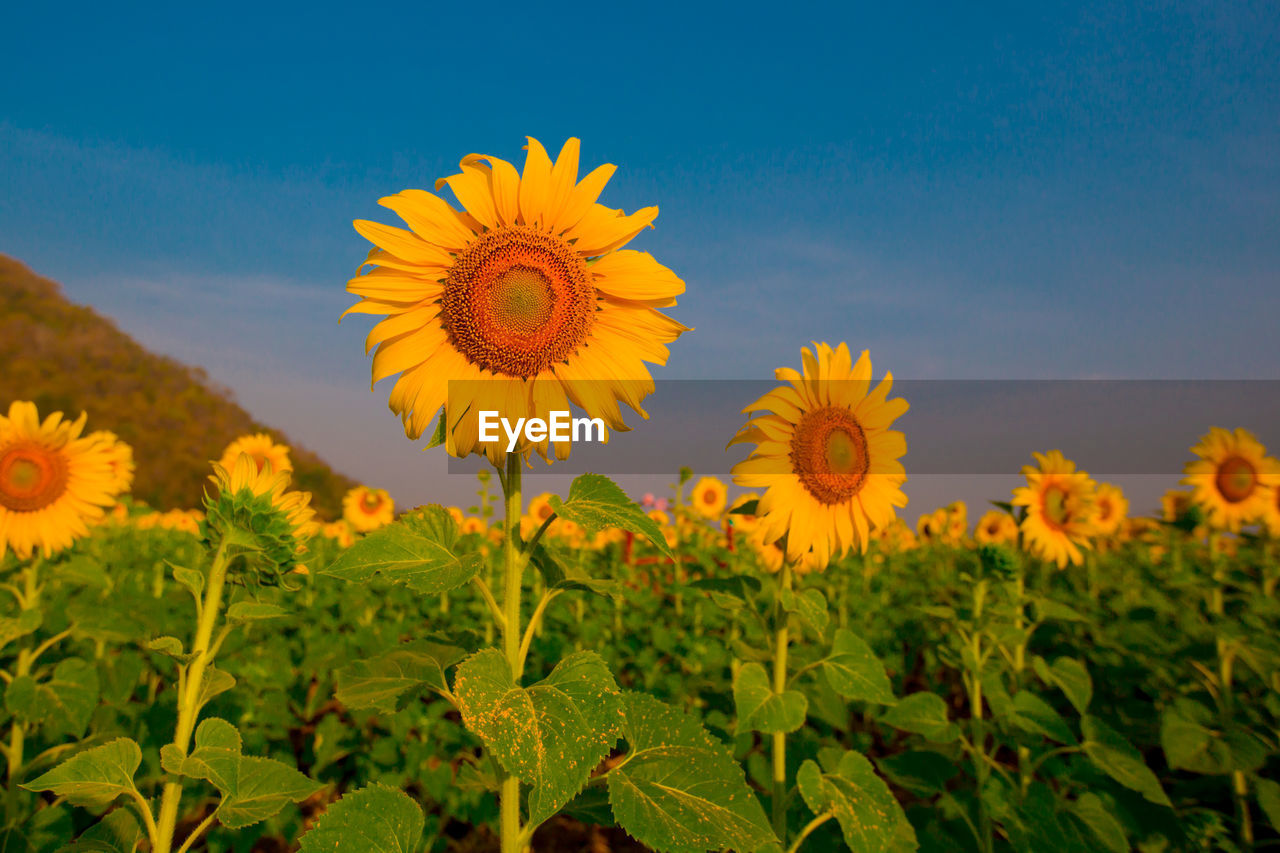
[154,539,231,853]
[772,563,793,845]
[499,452,526,853]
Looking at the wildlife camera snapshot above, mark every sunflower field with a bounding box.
[3,138,1279,853]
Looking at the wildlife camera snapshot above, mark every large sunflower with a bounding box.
[1182,427,1280,532]
[730,343,908,565]
[0,401,125,560]
[346,137,689,464]
[1012,450,1097,568]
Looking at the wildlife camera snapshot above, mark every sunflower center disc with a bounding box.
[361,493,381,512]
[1042,485,1072,528]
[1216,456,1256,503]
[0,441,70,512]
[790,406,869,505]
[442,226,595,378]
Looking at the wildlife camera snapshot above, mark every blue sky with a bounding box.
[3,1,1278,512]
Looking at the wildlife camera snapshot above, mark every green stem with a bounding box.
[500,453,525,853]
[154,540,231,853]
[772,564,793,844]
[786,812,834,853]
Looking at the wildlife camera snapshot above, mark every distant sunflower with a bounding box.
[219,433,292,476]
[1182,427,1280,531]
[916,508,948,544]
[206,454,315,579]
[346,137,689,464]
[1012,450,1097,568]
[690,476,727,519]
[521,492,557,538]
[730,343,908,564]
[944,501,968,543]
[1161,488,1195,524]
[0,401,125,560]
[460,516,488,536]
[974,510,1018,546]
[88,431,135,496]
[343,485,395,532]
[1091,482,1128,537]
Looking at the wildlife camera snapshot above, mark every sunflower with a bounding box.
[875,518,918,554]
[345,137,690,465]
[974,510,1018,546]
[730,343,907,565]
[1091,482,1128,537]
[87,431,135,496]
[219,433,293,476]
[944,501,968,543]
[1012,450,1097,568]
[521,492,557,538]
[205,453,315,579]
[322,520,356,548]
[342,485,395,532]
[690,476,728,519]
[728,492,761,535]
[916,508,948,545]
[1260,485,1280,536]
[0,401,126,560]
[1182,427,1280,531]
[460,516,488,536]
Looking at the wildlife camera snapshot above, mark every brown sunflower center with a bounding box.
[1215,456,1256,504]
[360,493,383,513]
[0,441,70,513]
[442,226,595,378]
[703,488,718,504]
[1042,485,1073,528]
[1096,497,1113,522]
[790,406,869,505]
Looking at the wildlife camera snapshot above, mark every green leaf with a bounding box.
[169,562,204,602]
[194,667,235,717]
[875,751,959,797]
[147,636,189,661]
[1256,777,1280,833]
[549,474,672,556]
[71,805,147,852]
[797,752,917,853]
[880,692,959,743]
[1161,698,1229,774]
[336,641,464,712]
[530,545,623,598]
[781,588,829,637]
[1070,792,1128,853]
[453,649,622,827]
[1007,691,1076,745]
[1030,597,1085,623]
[14,658,101,739]
[733,663,807,734]
[1034,656,1091,715]
[300,783,424,853]
[822,629,896,705]
[425,407,448,449]
[607,692,775,853]
[162,718,321,829]
[23,738,142,808]
[1081,716,1171,807]
[321,505,484,594]
[226,601,291,623]
[0,609,41,652]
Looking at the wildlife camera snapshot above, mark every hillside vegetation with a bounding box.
[0,255,354,517]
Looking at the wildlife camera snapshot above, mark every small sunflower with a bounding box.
[875,518,918,554]
[916,508,948,545]
[88,431,135,496]
[521,492,557,538]
[974,510,1018,546]
[1182,427,1280,531]
[730,343,908,565]
[460,516,488,536]
[322,520,356,548]
[944,501,968,543]
[343,485,395,532]
[346,137,690,465]
[219,433,293,476]
[728,492,761,535]
[690,476,728,519]
[1012,450,1097,568]
[205,453,315,582]
[1091,482,1128,537]
[0,401,126,560]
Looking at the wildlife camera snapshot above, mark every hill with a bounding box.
[0,255,355,517]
